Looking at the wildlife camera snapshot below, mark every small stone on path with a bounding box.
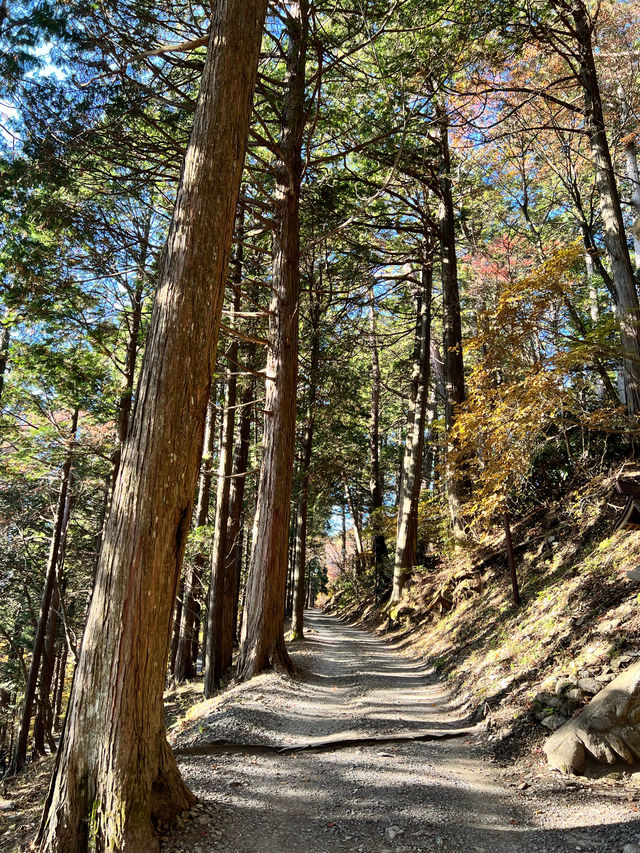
[385,825,404,841]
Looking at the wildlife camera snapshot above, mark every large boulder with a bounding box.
[544,659,640,774]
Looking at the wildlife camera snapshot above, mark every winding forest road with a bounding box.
[165,611,640,853]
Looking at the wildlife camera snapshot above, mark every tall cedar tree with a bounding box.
[237,0,309,680]
[36,1,268,849]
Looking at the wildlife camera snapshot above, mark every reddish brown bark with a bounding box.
[391,253,433,603]
[437,105,466,536]
[36,3,267,849]
[236,0,308,681]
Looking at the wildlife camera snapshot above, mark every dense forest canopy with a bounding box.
[2,0,640,849]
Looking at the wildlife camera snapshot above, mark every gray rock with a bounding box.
[541,713,568,731]
[535,693,566,711]
[577,678,601,695]
[621,844,640,853]
[565,688,583,703]
[545,659,640,773]
[555,678,577,696]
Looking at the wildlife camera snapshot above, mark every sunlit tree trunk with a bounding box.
[36,3,267,848]
[437,105,466,535]
[237,0,308,681]
[570,1,640,413]
[390,255,432,603]
[286,511,297,618]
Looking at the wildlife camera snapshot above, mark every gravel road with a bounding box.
[163,610,640,853]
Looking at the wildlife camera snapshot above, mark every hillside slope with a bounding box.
[329,473,640,766]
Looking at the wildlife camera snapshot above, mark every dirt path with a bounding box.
[164,611,640,853]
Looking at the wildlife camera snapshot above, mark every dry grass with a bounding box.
[0,755,52,853]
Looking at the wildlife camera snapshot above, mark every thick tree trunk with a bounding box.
[430,340,446,401]
[174,398,216,684]
[390,258,432,603]
[36,3,267,849]
[237,0,308,682]
[204,295,240,695]
[437,105,466,534]
[570,1,640,414]
[12,408,77,775]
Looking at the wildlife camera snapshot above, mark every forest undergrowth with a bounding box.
[328,470,640,766]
